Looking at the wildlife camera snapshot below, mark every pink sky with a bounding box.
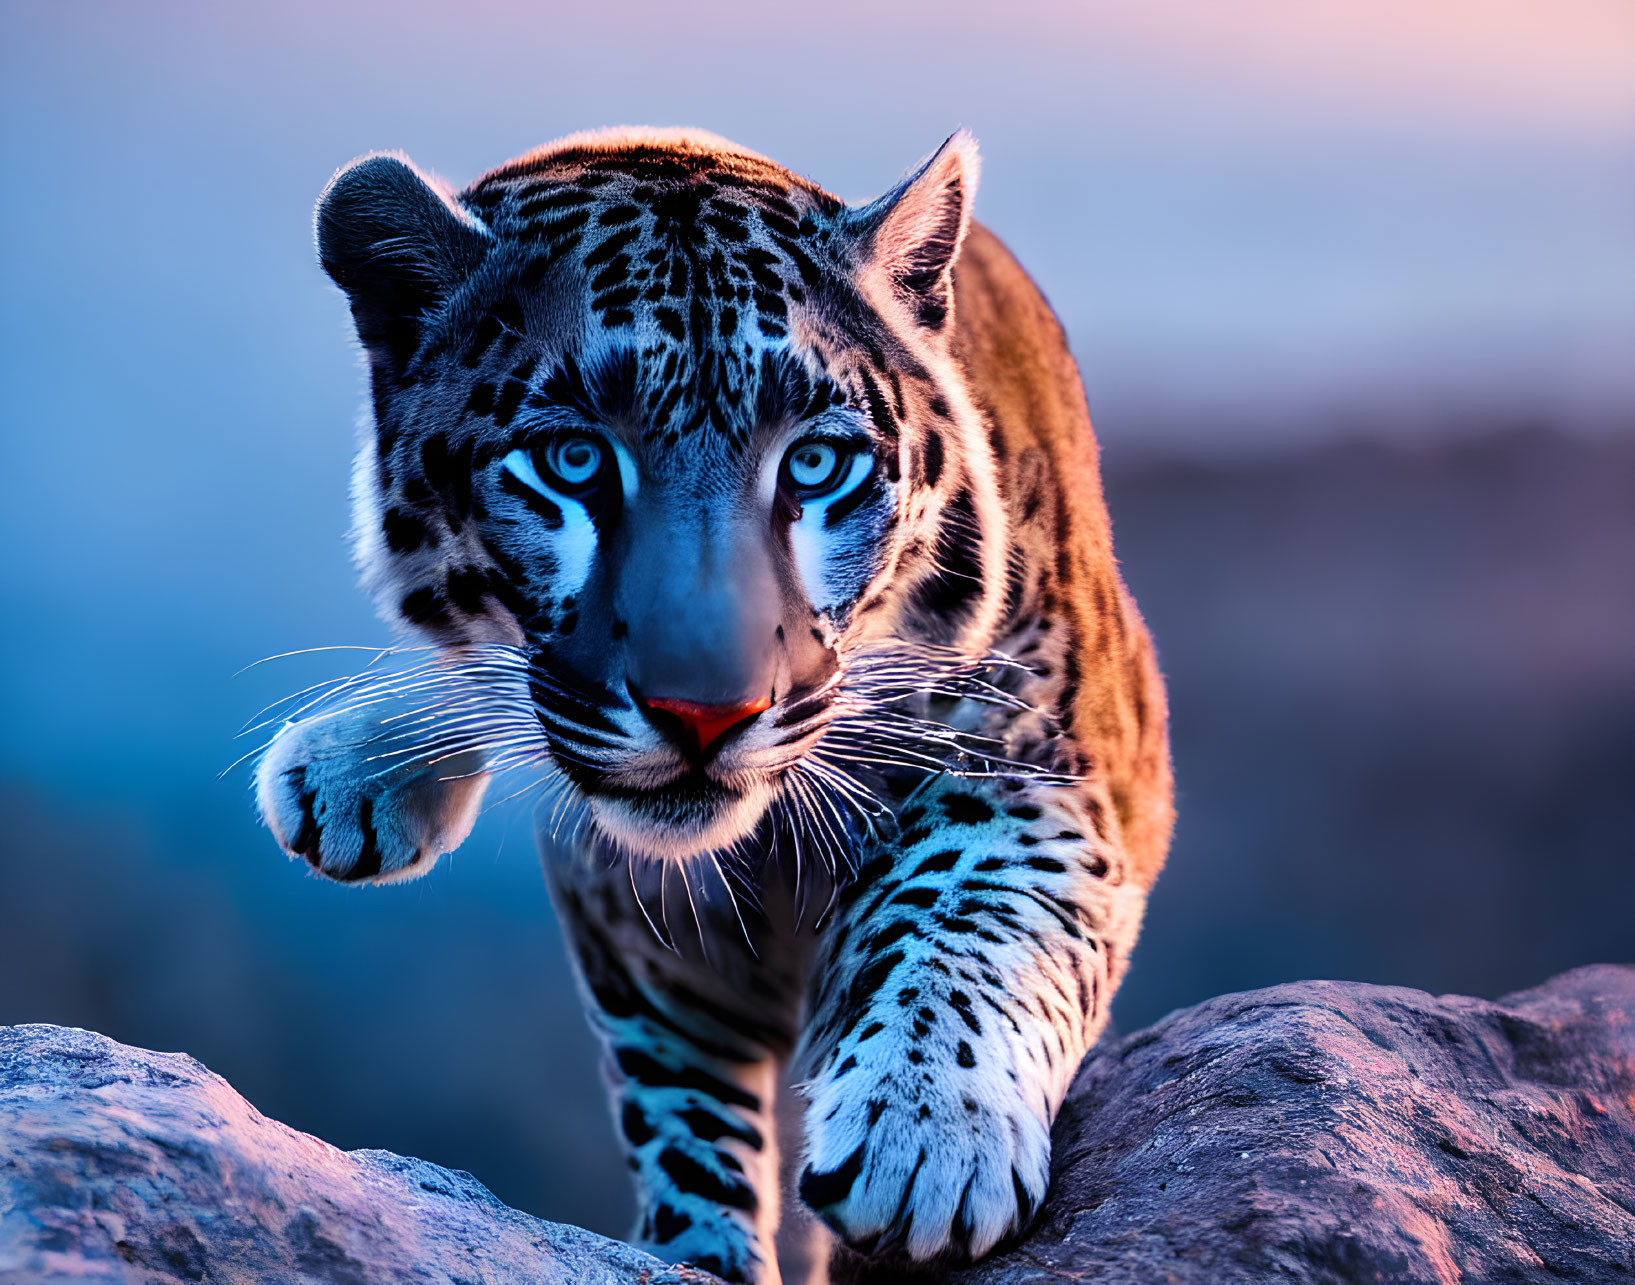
[134,0,1635,139]
[6,0,1632,448]
[1034,0,1634,137]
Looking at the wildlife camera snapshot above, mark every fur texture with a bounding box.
[254,127,1172,1284]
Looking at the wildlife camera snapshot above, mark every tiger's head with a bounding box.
[263,128,1010,874]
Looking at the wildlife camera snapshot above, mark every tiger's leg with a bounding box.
[545,848,805,1284]
[795,774,1144,1264]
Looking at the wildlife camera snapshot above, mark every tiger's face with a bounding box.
[318,129,1005,861]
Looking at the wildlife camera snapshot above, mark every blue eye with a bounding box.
[501,436,611,503]
[543,435,603,489]
[781,440,850,497]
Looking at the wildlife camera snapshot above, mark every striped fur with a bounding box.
[255,128,1172,1283]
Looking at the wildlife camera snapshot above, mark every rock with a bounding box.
[4,966,1632,1284]
[0,1024,712,1284]
[941,963,1635,1285]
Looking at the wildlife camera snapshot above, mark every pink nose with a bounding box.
[642,695,770,756]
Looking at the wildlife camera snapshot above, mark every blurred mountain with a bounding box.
[2,424,1631,1236]
[1108,425,1635,1026]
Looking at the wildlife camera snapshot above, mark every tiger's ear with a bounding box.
[316,153,489,373]
[848,130,980,332]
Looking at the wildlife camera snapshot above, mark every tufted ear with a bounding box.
[316,153,489,373]
[848,130,980,332]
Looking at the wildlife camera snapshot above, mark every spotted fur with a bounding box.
[254,128,1172,1283]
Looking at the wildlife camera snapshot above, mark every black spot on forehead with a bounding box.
[466,148,835,348]
[649,184,710,236]
[527,347,640,424]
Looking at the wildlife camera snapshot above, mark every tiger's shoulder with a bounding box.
[953,225,1174,887]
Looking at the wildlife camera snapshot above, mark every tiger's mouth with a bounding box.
[542,706,813,861]
[523,652,845,860]
[524,639,1066,863]
[574,763,783,860]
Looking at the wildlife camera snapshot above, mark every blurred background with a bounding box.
[2,0,1631,1237]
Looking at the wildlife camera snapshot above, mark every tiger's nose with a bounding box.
[636,692,771,760]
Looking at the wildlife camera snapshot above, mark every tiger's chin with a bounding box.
[584,772,779,862]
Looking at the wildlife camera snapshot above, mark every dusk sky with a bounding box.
[0,0,1630,783]
[5,1,1632,452]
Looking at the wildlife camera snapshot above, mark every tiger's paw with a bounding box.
[798,1048,1050,1263]
[254,709,488,884]
[631,1184,772,1284]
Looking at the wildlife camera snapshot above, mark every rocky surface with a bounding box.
[0,1025,708,1284]
[4,964,1632,1284]
[941,963,1635,1285]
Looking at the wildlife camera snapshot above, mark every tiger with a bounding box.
[253,126,1172,1284]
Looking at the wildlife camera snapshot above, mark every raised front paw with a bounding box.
[255,710,488,884]
[798,1043,1051,1263]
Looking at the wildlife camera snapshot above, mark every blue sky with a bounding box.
[1,0,1630,788]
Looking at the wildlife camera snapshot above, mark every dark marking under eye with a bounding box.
[499,469,564,528]
[823,464,879,529]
